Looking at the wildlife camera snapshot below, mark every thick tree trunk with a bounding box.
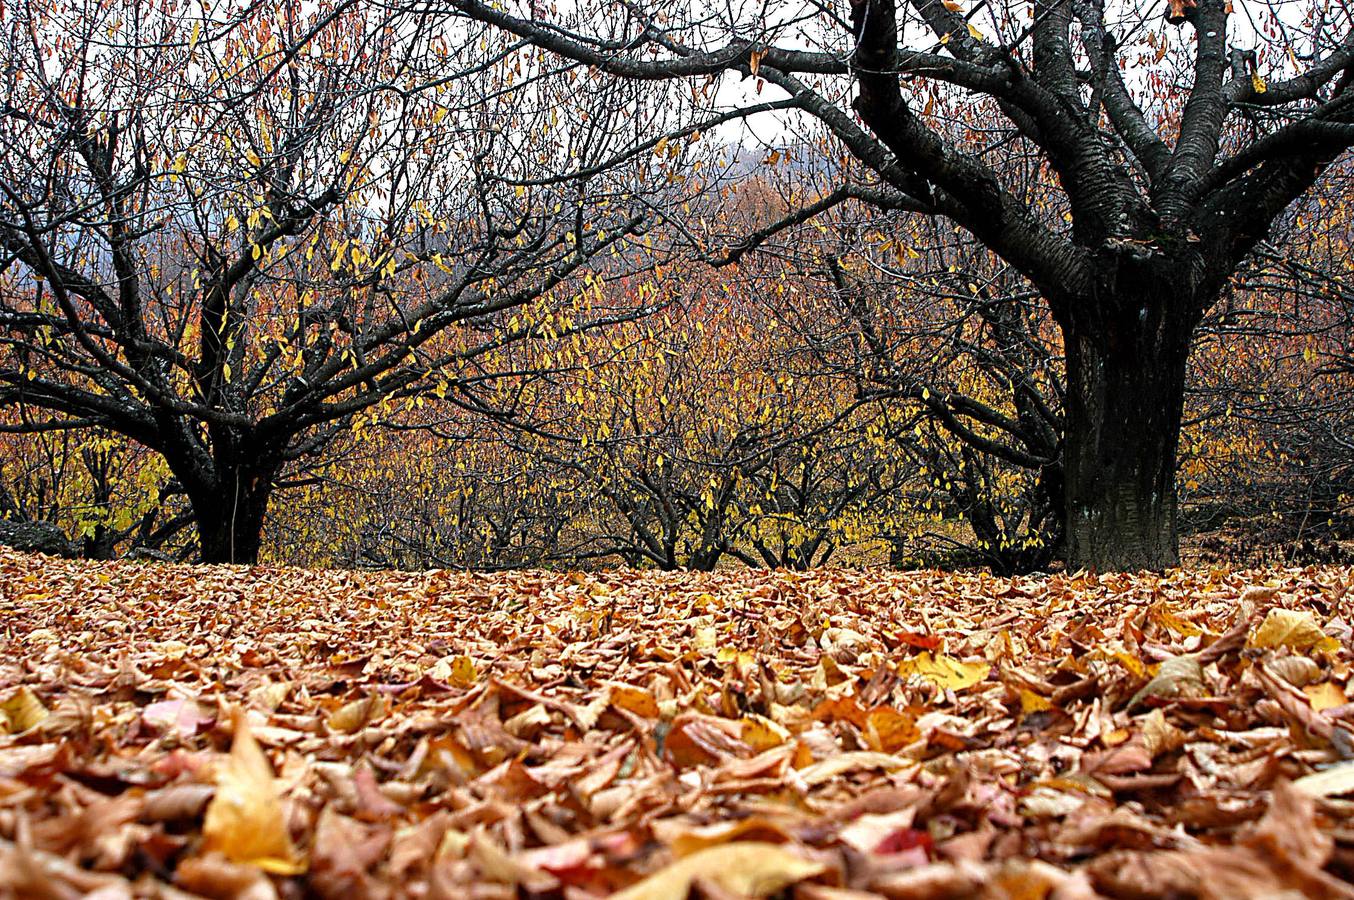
[1062,304,1193,571]
[190,470,274,565]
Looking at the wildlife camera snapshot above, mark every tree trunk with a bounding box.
[1062,304,1192,571]
[191,469,274,565]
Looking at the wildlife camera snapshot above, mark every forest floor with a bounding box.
[1,550,1353,898]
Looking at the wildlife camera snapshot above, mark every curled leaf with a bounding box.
[201,712,306,875]
[1127,655,1205,710]
[0,686,48,735]
[610,842,828,900]
[327,693,387,733]
[1250,608,1339,655]
[741,713,790,751]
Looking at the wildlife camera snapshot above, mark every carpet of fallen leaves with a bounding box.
[2,550,1354,899]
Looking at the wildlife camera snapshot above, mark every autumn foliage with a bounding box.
[2,550,1354,895]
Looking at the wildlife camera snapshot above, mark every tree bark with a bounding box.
[189,468,274,565]
[1062,298,1193,571]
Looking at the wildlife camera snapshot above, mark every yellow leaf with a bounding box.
[610,684,659,718]
[202,712,306,874]
[741,713,790,751]
[1114,651,1146,678]
[1304,681,1348,712]
[716,646,755,670]
[609,842,826,900]
[1152,607,1205,637]
[432,654,478,687]
[966,22,984,40]
[942,0,962,9]
[1250,608,1339,654]
[1103,727,1131,746]
[450,655,478,687]
[326,693,387,733]
[748,49,765,76]
[1019,689,1053,714]
[0,686,48,734]
[896,652,990,690]
[1251,72,1267,93]
[864,706,919,752]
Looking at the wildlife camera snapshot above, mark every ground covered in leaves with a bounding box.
[2,551,1354,898]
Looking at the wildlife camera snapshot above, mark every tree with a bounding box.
[1181,175,1354,556]
[0,0,659,562]
[0,422,189,559]
[444,0,1354,569]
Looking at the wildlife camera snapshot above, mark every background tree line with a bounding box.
[1,0,1351,571]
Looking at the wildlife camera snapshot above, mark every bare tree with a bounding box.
[0,0,659,561]
[442,0,1354,569]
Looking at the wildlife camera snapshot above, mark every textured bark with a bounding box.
[1063,297,1193,571]
[190,468,275,565]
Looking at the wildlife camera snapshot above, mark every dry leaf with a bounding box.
[741,713,790,751]
[864,707,920,752]
[1304,681,1348,711]
[430,655,478,687]
[201,711,306,874]
[1268,656,1322,687]
[1127,654,1204,709]
[0,686,48,734]
[896,652,990,690]
[609,842,828,899]
[610,684,660,718]
[328,694,387,733]
[1292,761,1354,798]
[1249,608,1339,654]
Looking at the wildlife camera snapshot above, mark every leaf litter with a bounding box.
[1,548,1353,897]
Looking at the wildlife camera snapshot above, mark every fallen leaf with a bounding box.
[430,655,478,687]
[800,751,913,785]
[201,711,306,874]
[864,707,920,753]
[0,686,48,734]
[1304,681,1348,711]
[327,694,387,733]
[1292,761,1354,798]
[741,713,790,751]
[1127,654,1204,709]
[609,842,828,899]
[896,652,990,691]
[1249,608,1340,654]
[1018,689,1053,714]
[143,698,214,740]
[610,684,660,718]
